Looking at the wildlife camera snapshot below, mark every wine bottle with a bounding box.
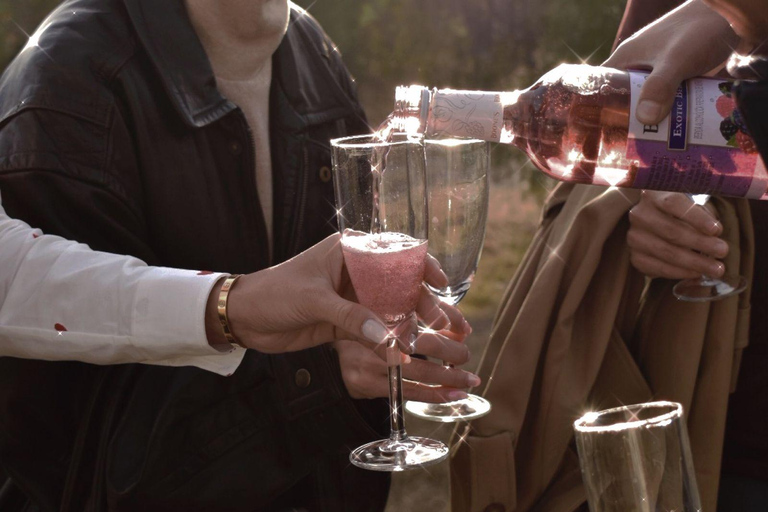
[394,64,768,199]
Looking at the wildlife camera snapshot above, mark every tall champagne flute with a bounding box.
[405,138,492,422]
[574,401,702,512]
[673,193,747,301]
[331,133,449,471]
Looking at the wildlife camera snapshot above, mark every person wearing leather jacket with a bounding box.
[0,0,477,510]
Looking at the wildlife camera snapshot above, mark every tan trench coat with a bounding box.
[450,184,754,512]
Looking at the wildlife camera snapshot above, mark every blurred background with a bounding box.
[0,0,627,509]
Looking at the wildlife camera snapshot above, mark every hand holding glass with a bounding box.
[673,194,746,301]
[331,133,449,471]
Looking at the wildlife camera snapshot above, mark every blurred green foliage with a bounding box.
[294,0,627,124]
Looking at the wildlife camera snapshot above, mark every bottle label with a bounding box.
[627,71,767,199]
[427,90,503,142]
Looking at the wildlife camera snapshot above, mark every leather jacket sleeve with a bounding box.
[0,107,156,265]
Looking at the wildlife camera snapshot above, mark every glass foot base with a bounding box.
[673,275,747,302]
[349,436,449,472]
[405,394,491,423]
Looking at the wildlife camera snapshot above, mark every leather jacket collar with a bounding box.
[122,0,234,128]
[122,0,366,130]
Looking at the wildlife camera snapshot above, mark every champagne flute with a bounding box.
[405,138,492,422]
[673,194,747,301]
[331,132,449,471]
[574,401,702,512]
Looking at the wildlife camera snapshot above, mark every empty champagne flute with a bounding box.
[331,133,449,471]
[405,138,492,422]
[574,401,702,512]
[673,193,747,301]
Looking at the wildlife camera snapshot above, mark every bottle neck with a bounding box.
[498,90,522,144]
[393,86,432,136]
[395,86,522,143]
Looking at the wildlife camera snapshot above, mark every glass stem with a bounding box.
[387,335,407,441]
[438,296,462,369]
[690,195,720,286]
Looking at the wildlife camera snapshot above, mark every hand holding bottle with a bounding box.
[602,1,741,280]
[396,59,764,199]
[604,0,739,125]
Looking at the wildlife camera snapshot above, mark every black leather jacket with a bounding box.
[0,0,388,511]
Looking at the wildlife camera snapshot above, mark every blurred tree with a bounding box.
[297,0,627,125]
[537,0,627,71]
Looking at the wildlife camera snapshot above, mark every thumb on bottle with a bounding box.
[636,67,683,126]
[317,294,389,344]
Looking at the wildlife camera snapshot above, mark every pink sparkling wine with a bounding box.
[341,230,428,326]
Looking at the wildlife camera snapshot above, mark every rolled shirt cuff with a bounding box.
[131,267,246,375]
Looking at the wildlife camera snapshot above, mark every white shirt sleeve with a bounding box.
[0,196,245,376]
